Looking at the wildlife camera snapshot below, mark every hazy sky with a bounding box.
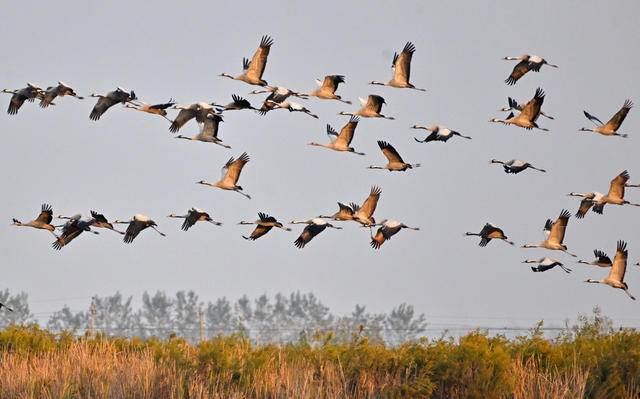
[1,1,639,331]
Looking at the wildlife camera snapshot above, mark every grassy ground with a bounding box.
[0,315,638,398]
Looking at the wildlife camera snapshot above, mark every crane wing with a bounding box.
[593,249,612,266]
[608,240,628,282]
[222,152,249,185]
[169,107,196,133]
[377,141,404,163]
[604,99,633,131]
[520,88,545,122]
[583,110,604,126]
[356,186,382,219]
[393,42,415,84]
[246,35,274,81]
[548,209,570,244]
[575,198,594,219]
[608,170,629,200]
[36,204,53,224]
[335,116,359,146]
[505,60,530,85]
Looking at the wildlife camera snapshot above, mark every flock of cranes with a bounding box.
[3,35,639,305]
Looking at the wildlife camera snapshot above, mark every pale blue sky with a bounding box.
[1,1,639,330]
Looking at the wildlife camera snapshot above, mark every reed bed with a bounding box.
[0,323,638,399]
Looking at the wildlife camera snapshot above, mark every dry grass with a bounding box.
[0,338,603,399]
[512,358,588,399]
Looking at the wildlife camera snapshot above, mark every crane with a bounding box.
[52,214,98,250]
[305,75,351,103]
[465,223,514,246]
[2,83,42,114]
[503,54,557,85]
[490,159,546,174]
[219,35,274,86]
[211,94,256,111]
[11,204,58,237]
[585,241,635,300]
[523,257,571,273]
[592,171,640,214]
[370,42,425,91]
[291,218,341,248]
[169,102,220,133]
[567,192,605,218]
[580,100,633,137]
[369,219,419,249]
[113,214,166,243]
[522,209,576,257]
[339,95,394,119]
[500,96,554,119]
[578,250,613,267]
[238,212,291,240]
[124,98,176,121]
[489,88,549,131]
[57,211,124,234]
[308,116,364,155]
[39,81,84,108]
[412,125,471,143]
[176,114,230,148]
[352,185,382,226]
[89,87,137,120]
[197,152,251,199]
[318,202,359,221]
[369,141,420,171]
[168,208,222,231]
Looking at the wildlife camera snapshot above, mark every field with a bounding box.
[0,312,638,399]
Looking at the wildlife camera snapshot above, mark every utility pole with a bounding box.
[90,298,95,339]
[199,307,204,343]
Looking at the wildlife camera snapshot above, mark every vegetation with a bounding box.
[0,308,638,398]
[2,289,427,345]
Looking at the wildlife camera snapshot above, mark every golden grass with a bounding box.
[0,338,599,399]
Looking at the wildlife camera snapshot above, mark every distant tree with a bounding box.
[93,292,137,337]
[234,295,253,337]
[39,290,428,346]
[204,297,235,337]
[46,305,90,332]
[252,293,276,342]
[331,304,385,344]
[139,291,173,339]
[0,289,35,328]
[383,303,427,345]
[173,290,201,343]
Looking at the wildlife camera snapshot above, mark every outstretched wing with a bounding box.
[608,240,628,282]
[604,99,633,131]
[366,95,385,113]
[520,88,545,122]
[169,107,196,133]
[393,42,415,84]
[377,141,404,163]
[608,170,629,200]
[150,98,176,110]
[90,96,119,120]
[575,198,593,219]
[335,116,359,146]
[548,209,570,244]
[246,35,274,81]
[322,75,345,94]
[583,110,604,126]
[222,152,250,185]
[505,60,530,85]
[593,249,612,266]
[36,204,53,224]
[356,185,382,219]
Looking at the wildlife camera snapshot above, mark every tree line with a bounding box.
[0,289,426,345]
